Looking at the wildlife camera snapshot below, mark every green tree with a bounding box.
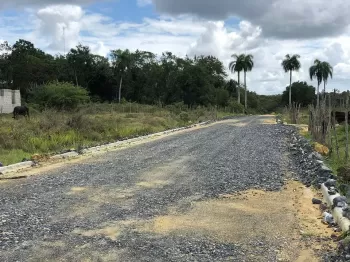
[321,61,333,100]
[281,81,316,106]
[9,39,57,100]
[110,49,133,103]
[67,44,94,87]
[229,54,244,104]
[281,54,301,108]
[241,54,254,109]
[309,59,333,107]
[0,41,13,89]
[29,81,90,110]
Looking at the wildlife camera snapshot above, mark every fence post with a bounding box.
[346,92,349,162]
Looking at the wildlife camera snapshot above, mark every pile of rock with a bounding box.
[288,130,334,188]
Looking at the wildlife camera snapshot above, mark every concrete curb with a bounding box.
[50,151,80,160]
[321,183,350,232]
[0,161,34,175]
[0,118,219,176]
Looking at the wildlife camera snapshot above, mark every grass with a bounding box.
[0,103,234,166]
[326,125,350,173]
[281,108,309,125]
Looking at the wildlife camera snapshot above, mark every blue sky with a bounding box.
[0,0,350,95]
[87,0,157,23]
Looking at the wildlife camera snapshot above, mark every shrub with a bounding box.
[179,112,190,122]
[215,89,230,107]
[228,99,244,113]
[29,81,90,110]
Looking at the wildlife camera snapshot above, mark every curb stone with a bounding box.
[0,117,226,177]
[0,161,34,175]
[321,182,350,232]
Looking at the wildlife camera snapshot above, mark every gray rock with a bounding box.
[314,152,323,160]
[325,179,337,188]
[333,196,348,208]
[323,212,335,224]
[328,189,337,195]
[321,165,332,172]
[312,198,322,204]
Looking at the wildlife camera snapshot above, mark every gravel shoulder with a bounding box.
[0,116,334,262]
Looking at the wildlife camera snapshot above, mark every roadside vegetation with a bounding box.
[0,39,338,167]
[0,100,237,165]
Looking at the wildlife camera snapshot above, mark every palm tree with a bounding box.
[281,54,301,108]
[229,54,244,104]
[321,61,333,99]
[309,60,333,107]
[241,54,254,109]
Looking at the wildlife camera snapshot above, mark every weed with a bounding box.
[0,103,234,165]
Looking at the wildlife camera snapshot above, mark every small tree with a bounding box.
[29,81,90,110]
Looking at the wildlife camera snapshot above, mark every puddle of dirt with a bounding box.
[74,225,121,241]
[137,180,336,261]
[58,157,191,219]
[263,118,277,124]
[73,220,138,241]
[67,187,87,195]
[135,156,190,189]
[67,180,332,261]
[63,187,135,218]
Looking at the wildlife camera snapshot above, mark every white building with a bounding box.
[0,89,21,114]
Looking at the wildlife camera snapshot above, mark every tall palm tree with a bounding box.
[241,54,254,109]
[321,61,333,99]
[229,54,244,104]
[309,59,333,107]
[281,54,301,108]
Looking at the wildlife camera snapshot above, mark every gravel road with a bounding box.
[0,116,326,261]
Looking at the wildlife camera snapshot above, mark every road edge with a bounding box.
[0,115,247,178]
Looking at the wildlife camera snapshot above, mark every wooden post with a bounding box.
[332,90,340,160]
[346,91,349,162]
[328,93,333,152]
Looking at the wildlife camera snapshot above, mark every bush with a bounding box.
[228,99,244,113]
[29,81,90,110]
[179,112,190,122]
[215,89,230,107]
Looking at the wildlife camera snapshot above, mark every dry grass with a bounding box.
[0,103,229,166]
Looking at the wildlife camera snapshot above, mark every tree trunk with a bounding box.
[244,71,247,110]
[118,76,123,103]
[289,70,292,108]
[317,82,320,108]
[333,89,340,160]
[237,72,241,104]
[74,70,78,86]
[346,92,349,162]
[324,81,326,100]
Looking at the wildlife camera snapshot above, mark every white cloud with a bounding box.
[36,5,83,51]
[137,0,152,7]
[1,3,350,95]
[150,0,350,39]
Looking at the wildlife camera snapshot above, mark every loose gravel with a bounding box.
[0,116,330,261]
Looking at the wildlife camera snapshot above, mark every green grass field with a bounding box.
[0,103,233,166]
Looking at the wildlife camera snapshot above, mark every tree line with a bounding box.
[0,38,332,113]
